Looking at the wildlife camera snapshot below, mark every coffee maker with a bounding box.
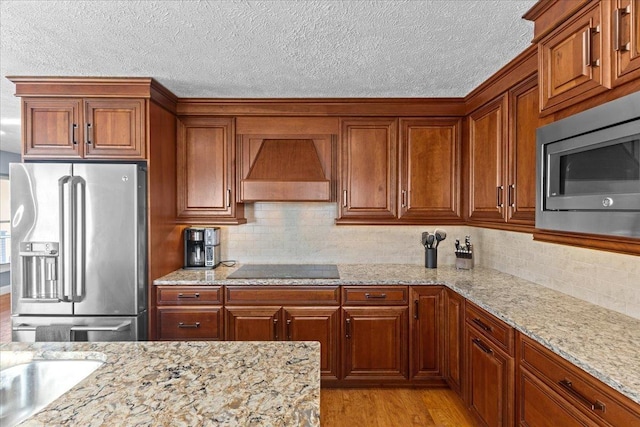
[184,227,220,269]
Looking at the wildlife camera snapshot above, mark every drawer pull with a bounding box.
[472,338,493,354]
[177,293,200,299]
[365,293,387,299]
[472,318,492,332]
[178,322,200,329]
[559,379,606,412]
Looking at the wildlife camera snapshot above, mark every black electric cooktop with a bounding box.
[227,264,340,279]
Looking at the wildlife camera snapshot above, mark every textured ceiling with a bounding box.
[0,0,537,153]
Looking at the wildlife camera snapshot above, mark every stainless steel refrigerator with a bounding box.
[10,163,147,341]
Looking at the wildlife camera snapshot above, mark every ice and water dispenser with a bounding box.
[19,241,61,300]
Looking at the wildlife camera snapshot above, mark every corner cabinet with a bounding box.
[465,302,515,427]
[467,74,543,229]
[409,286,445,384]
[22,97,145,159]
[176,117,245,224]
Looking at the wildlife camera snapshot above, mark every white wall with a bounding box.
[219,203,640,320]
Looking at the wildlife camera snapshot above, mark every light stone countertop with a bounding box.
[156,264,640,405]
[0,341,320,427]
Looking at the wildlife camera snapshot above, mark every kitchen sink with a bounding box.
[0,358,104,427]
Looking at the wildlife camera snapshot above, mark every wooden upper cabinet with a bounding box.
[538,0,610,113]
[610,0,640,85]
[468,95,507,222]
[506,76,542,226]
[176,117,245,224]
[22,97,145,159]
[399,119,462,221]
[83,99,145,158]
[338,118,397,221]
[23,98,83,158]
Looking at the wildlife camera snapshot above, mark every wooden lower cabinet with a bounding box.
[409,286,445,384]
[156,307,223,340]
[225,305,340,380]
[341,306,409,382]
[517,333,640,427]
[444,288,465,395]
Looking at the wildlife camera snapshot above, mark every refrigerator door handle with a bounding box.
[59,176,74,302]
[13,321,132,332]
[73,176,86,302]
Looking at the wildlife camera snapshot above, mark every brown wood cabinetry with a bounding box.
[338,117,463,224]
[465,302,515,427]
[610,0,640,86]
[399,119,462,222]
[467,70,542,230]
[338,118,398,221]
[409,286,445,383]
[517,333,640,427]
[538,0,609,113]
[156,286,224,340]
[176,117,245,224]
[224,286,340,380]
[341,286,409,382]
[22,97,145,159]
[444,288,465,395]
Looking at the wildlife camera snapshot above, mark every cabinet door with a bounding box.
[225,306,281,341]
[468,95,507,222]
[445,289,465,396]
[466,327,514,427]
[339,119,397,220]
[518,367,596,427]
[399,119,461,221]
[284,307,340,381]
[23,98,82,159]
[84,99,145,158]
[157,306,223,341]
[409,286,444,381]
[177,117,239,220]
[507,76,540,226]
[342,306,408,381]
[539,1,609,113]
[612,0,640,86]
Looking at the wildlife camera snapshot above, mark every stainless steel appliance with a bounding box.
[536,91,640,237]
[10,163,147,341]
[183,227,220,269]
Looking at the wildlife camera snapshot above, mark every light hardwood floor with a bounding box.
[321,387,475,427]
[0,295,475,426]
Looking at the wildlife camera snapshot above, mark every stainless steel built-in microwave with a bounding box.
[536,91,640,238]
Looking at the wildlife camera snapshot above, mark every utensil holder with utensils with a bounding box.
[421,229,446,269]
[454,235,474,270]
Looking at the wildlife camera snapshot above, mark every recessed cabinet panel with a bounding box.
[157,306,223,341]
[339,119,397,219]
[84,99,145,158]
[23,98,82,158]
[225,306,281,341]
[177,117,244,223]
[611,0,640,85]
[410,286,444,380]
[399,119,461,220]
[468,96,507,222]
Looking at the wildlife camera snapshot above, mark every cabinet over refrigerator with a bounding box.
[10,163,147,341]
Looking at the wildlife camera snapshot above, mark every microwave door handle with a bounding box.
[59,176,74,302]
[73,176,85,302]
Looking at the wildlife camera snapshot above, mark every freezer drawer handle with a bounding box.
[13,321,131,332]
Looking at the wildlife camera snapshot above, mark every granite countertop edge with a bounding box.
[154,264,640,405]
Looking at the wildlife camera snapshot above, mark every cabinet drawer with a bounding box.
[465,302,514,355]
[342,286,408,305]
[225,286,340,305]
[157,307,223,340]
[518,334,640,427]
[157,286,222,305]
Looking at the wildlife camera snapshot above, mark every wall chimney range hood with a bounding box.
[238,134,336,202]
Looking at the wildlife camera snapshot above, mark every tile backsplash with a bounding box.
[219,203,639,319]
